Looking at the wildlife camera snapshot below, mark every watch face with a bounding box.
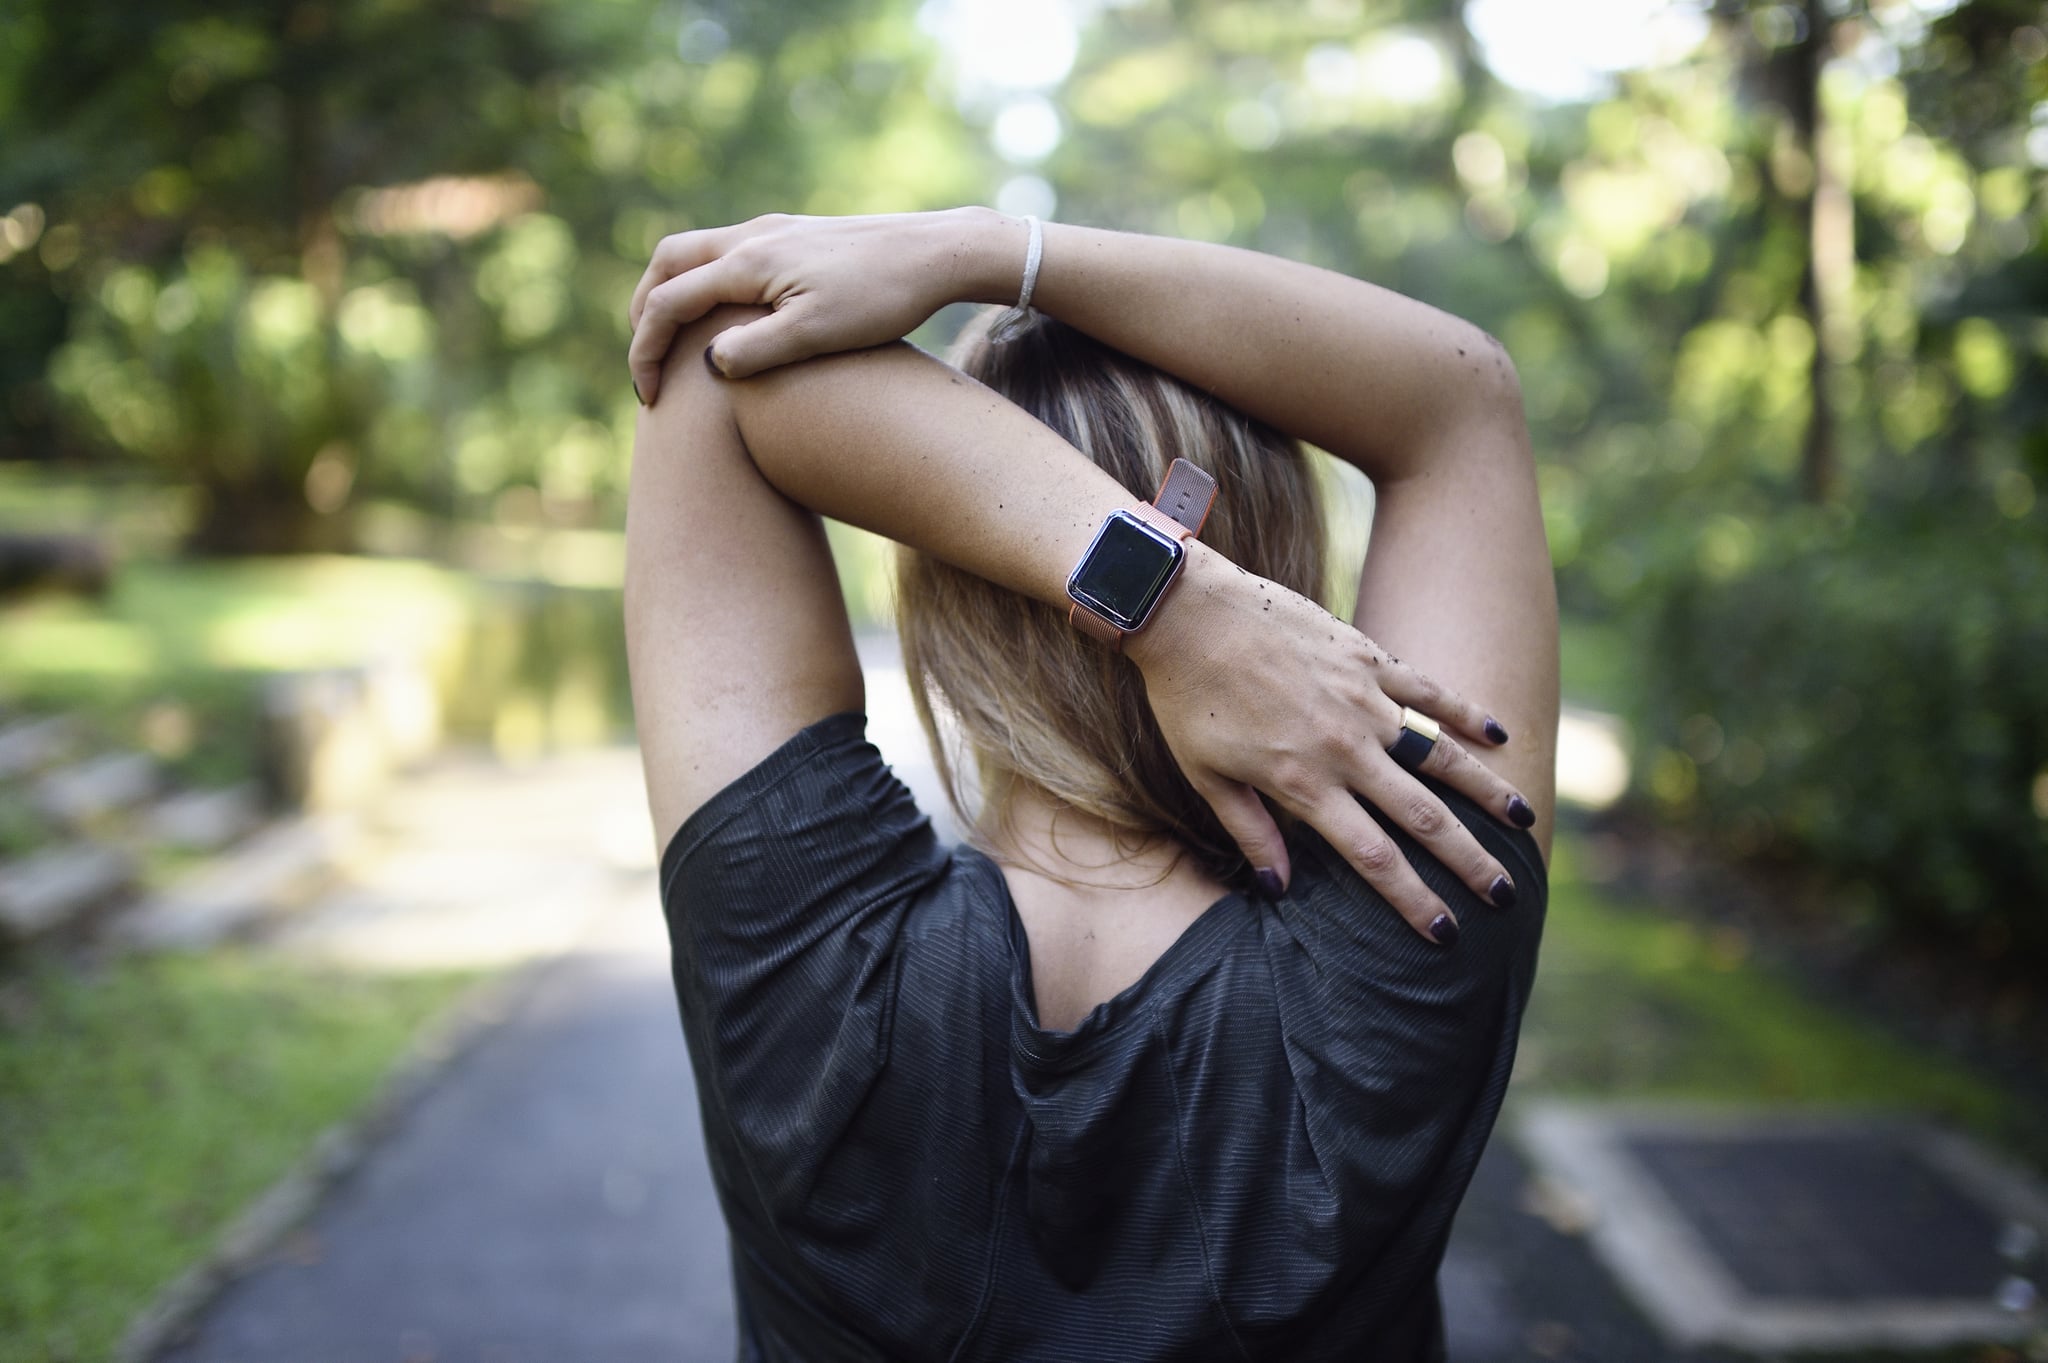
[1067,511,1185,631]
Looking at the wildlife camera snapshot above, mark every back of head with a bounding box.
[895,310,1327,887]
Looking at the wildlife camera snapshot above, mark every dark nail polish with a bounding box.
[631,374,647,406]
[1429,913,1460,946]
[703,344,724,377]
[1508,795,1535,829]
[1489,875,1517,909]
[1483,715,1510,745]
[1254,867,1284,898]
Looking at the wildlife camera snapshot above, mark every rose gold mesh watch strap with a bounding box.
[1069,599,1124,644]
[1152,458,1217,534]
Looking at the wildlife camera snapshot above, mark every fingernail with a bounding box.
[1484,715,1510,745]
[1254,867,1284,898]
[1508,795,1535,829]
[631,372,647,406]
[1489,875,1517,909]
[1429,913,1460,946]
[703,344,724,377]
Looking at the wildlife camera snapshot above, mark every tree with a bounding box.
[1,0,990,550]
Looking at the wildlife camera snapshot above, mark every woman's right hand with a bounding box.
[1128,543,1532,946]
[627,210,1013,402]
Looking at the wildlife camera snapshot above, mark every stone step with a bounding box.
[0,842,137,942]
[143,784,265,853]
[37,751,159,826]
[0,715,77,783]
[115,814,357,952]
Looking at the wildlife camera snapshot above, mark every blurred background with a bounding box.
[1,0,2044,1359]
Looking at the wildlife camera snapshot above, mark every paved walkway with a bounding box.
[163,896,739,1363]
[155,639,1723,1363]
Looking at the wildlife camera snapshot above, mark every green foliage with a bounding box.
[0,953,470,1363]
[1632,501,2048,963]
[0,0,990,540]
[46,247,421,527]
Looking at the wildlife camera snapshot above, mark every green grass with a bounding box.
[0,952,471,1363]
[1517,832,2039,1167]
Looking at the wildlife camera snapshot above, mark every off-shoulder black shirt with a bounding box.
[659,712,1546,1362]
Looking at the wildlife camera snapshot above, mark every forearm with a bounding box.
[678,309,1160,618]
[945,208,1519,484]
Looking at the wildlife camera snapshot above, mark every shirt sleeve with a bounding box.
[657,712,949,1215]
[1261,781,1547,1246]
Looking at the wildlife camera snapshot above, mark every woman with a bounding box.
[623,209,1557,1361]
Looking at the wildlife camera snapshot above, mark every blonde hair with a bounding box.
[895,310,1328,888]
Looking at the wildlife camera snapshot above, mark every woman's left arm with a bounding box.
[627,304,1144,846]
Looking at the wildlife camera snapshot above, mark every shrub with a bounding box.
[1632,504,2048,966]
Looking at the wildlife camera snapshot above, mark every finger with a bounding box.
[1371,651,1510,747]
[629,260,756,403]
[1198,776,1291,896]
[1357,745,1521,910]
[1305,796,1459,946]
[628,228,731,332]
[1410,728,1537,835]
[705,304,816,379]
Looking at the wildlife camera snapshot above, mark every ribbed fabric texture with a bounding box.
[660,712,1547,1363]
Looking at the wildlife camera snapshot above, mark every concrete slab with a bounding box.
[1514,1100,2048,1353]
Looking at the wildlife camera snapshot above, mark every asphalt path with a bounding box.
[161,893,741,1363]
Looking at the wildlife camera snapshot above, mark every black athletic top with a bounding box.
[659,712,1546,1362]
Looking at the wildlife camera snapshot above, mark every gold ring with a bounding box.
[1387,707,1441,772]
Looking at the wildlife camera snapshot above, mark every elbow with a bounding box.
[1469,325,1525,422]
[1451,323,1529,457]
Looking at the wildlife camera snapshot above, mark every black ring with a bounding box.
[1387,725,1437,773]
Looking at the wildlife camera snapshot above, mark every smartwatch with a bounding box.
[1066,459,1218,649]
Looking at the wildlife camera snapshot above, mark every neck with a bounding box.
[985,783,1231,1033]
[984,785,1188,895]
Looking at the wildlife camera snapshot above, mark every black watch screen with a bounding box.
[1067,511,1185,631]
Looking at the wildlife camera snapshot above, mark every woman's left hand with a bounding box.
[628,209,1009,402]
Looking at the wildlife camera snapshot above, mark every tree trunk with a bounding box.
[1792,0,1854,503]
[187,479,356,556]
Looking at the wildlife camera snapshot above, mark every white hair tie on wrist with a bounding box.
[987,214,1042,344]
